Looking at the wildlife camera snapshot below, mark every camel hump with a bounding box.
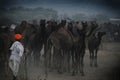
[58,27,80,42]
[52,27,72,42]
[57,27,69,36]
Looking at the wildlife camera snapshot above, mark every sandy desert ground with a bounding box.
[6,42,120,80]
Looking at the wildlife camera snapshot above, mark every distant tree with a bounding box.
[0,7,58,23]
[0,17,15,26]
[72,13,86,21]
[95,14,109,23]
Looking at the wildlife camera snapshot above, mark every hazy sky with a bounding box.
[0,0,120,16]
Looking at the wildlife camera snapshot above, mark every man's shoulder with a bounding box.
[14,41,20,43]
[13,41,22,45]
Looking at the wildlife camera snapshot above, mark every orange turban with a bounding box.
[14,34,22,40]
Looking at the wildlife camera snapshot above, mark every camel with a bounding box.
[26,19,57,66]
[15,21,37,47]
[69,21,98,76]
[0,26,14,77]
[88,31,106,67]
[45,21,98,77]
[15,20,39,64]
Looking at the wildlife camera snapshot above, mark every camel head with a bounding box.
[86,21,99,37]
[81,21,88,30]
[90,21,98,30]
[47,20,57,26]
[40,19,46,25]
[20,20,27,26]
[32,19,38,25]
[97,32,106,39]
[61,20,66,26]
[68,22,73,28]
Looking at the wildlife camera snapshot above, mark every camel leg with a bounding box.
[80,50,85,76]
[71,48,76,76]
[48,47,52,71]
[57,49,63,73]
[48,43,51,68]
[78,49,81,73]
[94,48,98,67]
[64,50,70,73]
[73,48,80,75]
[33,50,41,67]
[61,50,64,73]
[89,51,92,67]
[74,49,78,75]
[75,50,79,74]
[33,52,36,66]
[44,46,50,80]
[44,54,48,80]
[45,43,52,70]
[54,48,62,73]
[33,53,36,66]
[29,52,34,66]
[90,50,94,67]
[67,51,71,73]
[61,50,64,72]
[53,47,57,70]
[80,57,84,76]
[63,50,69,72]
[63,50,66,72]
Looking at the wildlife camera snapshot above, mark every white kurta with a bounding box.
[9,41,24,77]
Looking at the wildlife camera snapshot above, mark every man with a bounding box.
[9,34,24,80]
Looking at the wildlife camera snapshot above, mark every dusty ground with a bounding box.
[17,42,120,80]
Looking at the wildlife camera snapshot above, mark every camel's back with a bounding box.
[49,28,74,49]
[88,36,101,50]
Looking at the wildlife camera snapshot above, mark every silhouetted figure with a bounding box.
[88,31,106,67]
[40,19,46,43]
[9,34,24,80]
